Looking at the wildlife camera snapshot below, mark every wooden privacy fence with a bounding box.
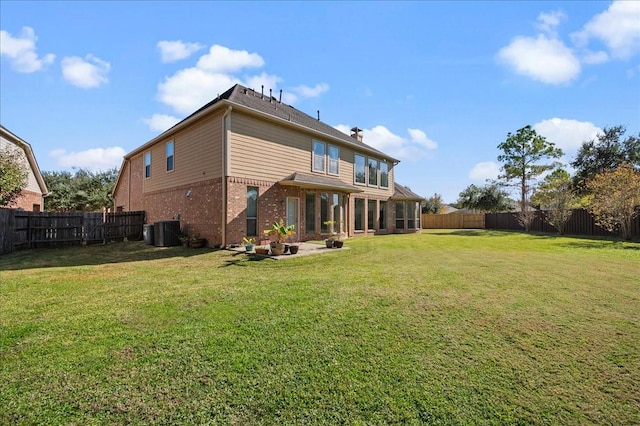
[422,213,485,229]
[0,209,145,255]
[485,208,640,239]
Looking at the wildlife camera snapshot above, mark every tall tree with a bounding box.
[571,125,640,194]
[532,169,578,235]
[0,148,28,207]
[586,163,640,240]
[497,125,563,231]
[422,193,444,214]
[43,168,118,211]
[456,184,513,213]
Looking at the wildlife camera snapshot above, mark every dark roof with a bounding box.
[279,172,364,193]
[162,84,398,163]
[392,183,424,200]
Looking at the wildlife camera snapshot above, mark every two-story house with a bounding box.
[0,125,49,211]
[112,84,422,247]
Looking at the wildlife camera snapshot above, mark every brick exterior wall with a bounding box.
[226,177,303,246]
[144,177,223,247]
[10,189,43,211]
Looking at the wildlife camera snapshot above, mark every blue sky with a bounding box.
[1,1,639,203]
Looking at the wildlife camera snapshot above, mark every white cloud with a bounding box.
[291,83,329,98]
[143,114,181,132]
[50,146,125,171]
[157,40,204,63]
[533,118,601,153]
[61,54,110,88]
[196,44,264,72]
[0,26,55,72]
[153,44,328,122]
[408,128,438,150]
[497,34,580,84]
[469,162,500,182]
[536,10,566,37]
[581,50,609,65]
[335,124,437,160]
[572,1,640,60]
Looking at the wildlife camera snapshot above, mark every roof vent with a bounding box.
[351,127,363,142]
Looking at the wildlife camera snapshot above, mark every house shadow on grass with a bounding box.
[219,250,274,267]
[0,241,217,271]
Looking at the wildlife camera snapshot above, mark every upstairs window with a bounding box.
[144,152,151,178]
[313,141,326,172]
[368,158,379,186]
[166,141,174,172]
[380,161,389,188]
[354,154,366,184]
[328,145,339,175]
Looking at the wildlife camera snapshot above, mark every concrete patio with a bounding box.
[228,242,349,260]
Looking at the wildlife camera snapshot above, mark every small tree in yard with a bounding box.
[422,193,444,214]
[586,163,640,240]
[497,125,563,232]
[532,169,578,235]
[0,148,28,207]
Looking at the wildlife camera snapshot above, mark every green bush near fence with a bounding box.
[1,230,638,424]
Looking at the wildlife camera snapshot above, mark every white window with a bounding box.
[328,145,339,175]
[313,140,326,172]
[354,154,366,184]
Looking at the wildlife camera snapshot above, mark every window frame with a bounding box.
[312,140,326,173]
[166,141,174,172]
[354,154,366,185]
[246,186,258,237]
[368,158,379,186]
[144,152,151,179]
[328,144,340,176]
[379,161,389,188]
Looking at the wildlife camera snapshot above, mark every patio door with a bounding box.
[286,197,299,239]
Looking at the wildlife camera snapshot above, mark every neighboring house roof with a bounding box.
[279,172,364,193]
[441,205,459,214]
[392,183,424,200]
[124,84,400,164]
[0,125,49,196]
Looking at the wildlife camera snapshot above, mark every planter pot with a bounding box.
[283,244,290,254]
[333,240,344,248]
[270,242,285,256]
[289,245,299,255]
[189,238,206,248]
[244,244,255,252]
[325,239,334,248]
[254,247,269,255]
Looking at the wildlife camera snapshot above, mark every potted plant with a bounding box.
[263,219,295,256]
[289,244,300,255]
[242,237,256,252]
[254,246,270,255]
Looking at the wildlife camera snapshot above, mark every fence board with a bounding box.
[422,213,485,229]
[0,210,146,255]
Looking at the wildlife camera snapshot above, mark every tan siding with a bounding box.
[143,110,224,193]
[229,112,310,181]
[228,111,394,199]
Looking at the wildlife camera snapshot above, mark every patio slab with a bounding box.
[227,242,348,260]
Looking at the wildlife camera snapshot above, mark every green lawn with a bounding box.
[1,230,639,425]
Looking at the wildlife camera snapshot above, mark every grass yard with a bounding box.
[1,230,639,425]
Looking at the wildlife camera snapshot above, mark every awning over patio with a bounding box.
[279,172,364,193]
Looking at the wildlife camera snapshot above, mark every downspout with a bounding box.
[221,106,232,247]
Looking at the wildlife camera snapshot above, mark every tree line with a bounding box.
[437,125,639,240]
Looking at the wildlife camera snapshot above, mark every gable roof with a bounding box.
[392,183,424,200]
[0,125,49,196]
[125,84,400,164]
